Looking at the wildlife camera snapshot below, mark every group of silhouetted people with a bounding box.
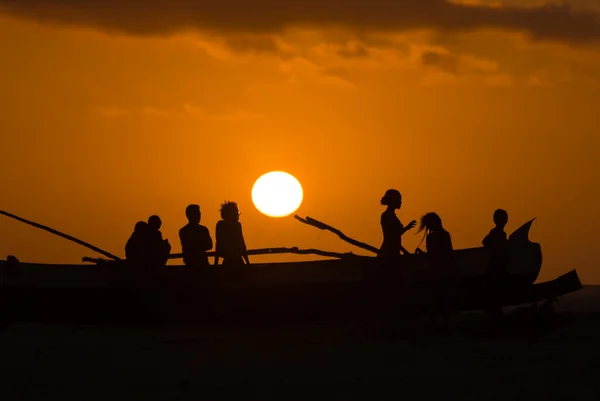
[125,215,172,271]
[125,201,249,270]
[124,188,511,323]
[377,189,511,322]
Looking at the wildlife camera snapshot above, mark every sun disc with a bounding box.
[252,171,303,218]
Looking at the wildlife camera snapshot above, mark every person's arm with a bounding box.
[482,231,493,247]
[240,223,250,265]
[214,223,221,266]
[202,226,213,251]
[178,230,185,251]
[402,220,417,235]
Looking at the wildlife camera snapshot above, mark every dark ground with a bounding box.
[1,287,600,400]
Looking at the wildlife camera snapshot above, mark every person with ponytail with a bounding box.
[416,213,453,266]
[415,212,456,326]
[377,189,417,265]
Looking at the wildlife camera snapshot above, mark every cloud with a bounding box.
[420,49,499,76]
[336,41,371,59]
[1,0,600,46]
[410,44,512,86]
[278,56,357,89]
[421,51,460,74]
[90,106,129,118]
[137,104,264,121]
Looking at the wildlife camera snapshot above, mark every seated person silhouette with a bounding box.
[214,201,250,267]
[416,212,456,326]
[416,213,454,274]
[179,204,213,268]
[5,255,20,278]
[147,215,171,268]
[483,209,510,317]
[125,221,150,268]
[377,189,416,265]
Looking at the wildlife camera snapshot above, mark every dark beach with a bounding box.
[2,286,599,400]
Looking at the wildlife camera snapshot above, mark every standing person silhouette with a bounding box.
[377,189,417,265]
[214,201,250,267]
[483,209,510,317]
[179,204,213,268]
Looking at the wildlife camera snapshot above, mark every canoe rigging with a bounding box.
[99,247,358,264]
[0,210,121,261]
[0,212,584,324]
[294,215,379,254]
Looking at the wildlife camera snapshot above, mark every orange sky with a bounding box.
[1,0,600,283]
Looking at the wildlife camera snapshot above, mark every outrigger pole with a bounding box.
[0,210,122,261]
[294,215,379,254]
[168,247,355,260]
[82,247,360,263]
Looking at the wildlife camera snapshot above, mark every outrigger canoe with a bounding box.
[0,212,583,324]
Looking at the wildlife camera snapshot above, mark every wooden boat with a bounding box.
[0,212,583,325]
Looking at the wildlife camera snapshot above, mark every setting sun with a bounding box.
[252,171,303,218]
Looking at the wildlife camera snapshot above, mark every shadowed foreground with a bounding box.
[1,287,599,400]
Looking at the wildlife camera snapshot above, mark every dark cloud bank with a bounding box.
[1,0,599,45]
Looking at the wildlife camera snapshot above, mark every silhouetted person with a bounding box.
[179,204,213,268]
[147,215,164,241]
[377,189,416,265]
[5,255,20,278]
[416,212,455,326]
[483,209,509,267]
[215,201,249,267]
[6,255,19,267]
[147,215,171,268]
[483,209,510,317]
[125,221,150,268]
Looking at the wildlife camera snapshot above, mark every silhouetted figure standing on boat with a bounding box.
[483,209,510,317]
[215,201,250,267]
[147,215,171,268]
[416,212,456,326]
[179,204,213,268]
[377,189,416,265]
[125,221,150,268]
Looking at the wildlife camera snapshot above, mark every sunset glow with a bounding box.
[1,1,600,282]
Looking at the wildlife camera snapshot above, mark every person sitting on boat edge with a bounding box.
[215,201,250,267]
[377,189,416,265]
[125,221,150,269]
[415,212,457,326]
[482,209,510,317]
[179,204,213,268]
[147,215,171,268]
[2,255,20,278]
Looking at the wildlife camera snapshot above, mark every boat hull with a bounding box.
[0,251,581,325]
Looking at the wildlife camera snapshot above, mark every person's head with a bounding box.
[134,221,148,233]
[185,204,201,225]
[220,201,240,222]
[148,215,162,231]
[6,255,20,267]
[418,212,443,235]
[380,189,402,209]
[493,209,508,229]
